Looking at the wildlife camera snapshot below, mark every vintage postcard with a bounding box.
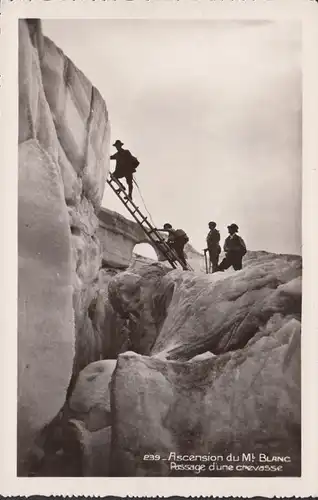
[1,0,318,497]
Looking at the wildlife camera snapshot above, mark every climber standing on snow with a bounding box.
[150,223,189,268]
[204,221,221,273]
[218,223,247,271]
[110,140,139,199]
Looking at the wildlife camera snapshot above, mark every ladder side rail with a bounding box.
[107,179,158,238]
[107,175,192,270]
[140,224,192,270]
[108,177,173,249]
[107,179,147,223]
[149,235,188,270]
[108,173,124,187]
[144,236,178,269]
[144,228,172,247]
[140,228,182,263]
[141,231,179,267]
[108,184,155,229]
[138,223,179,255]
[108,176,162,235]
[123,206,189,269]
[120,200,177,254]
[141,226,193,271]
[147,232,191,269]
[113,195,179,267]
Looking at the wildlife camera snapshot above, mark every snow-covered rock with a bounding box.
[18,19,110,475]
[111,317,300,476]
[68,360,117,431]
[108,254,301,360]
[105,254,301,476]
[18,19,302,480]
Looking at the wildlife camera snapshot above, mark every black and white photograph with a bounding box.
[16,16,302,480]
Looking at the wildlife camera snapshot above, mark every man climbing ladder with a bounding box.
[106,173,193,271]
[110,139,140,199]
[148,223,189,267]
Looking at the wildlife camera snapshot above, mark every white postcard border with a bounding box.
[1,0,317,496]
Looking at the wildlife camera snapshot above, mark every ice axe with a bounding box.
[203,249,209,274]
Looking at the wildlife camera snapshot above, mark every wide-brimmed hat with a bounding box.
[164,223,172,229]
[113,139,124,147]
[228,223,239,231]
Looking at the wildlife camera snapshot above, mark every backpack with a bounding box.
[237,236,247,256]
[120,150,140,173]
[173,229,189,243]
[128,153,140,172]
[229,235,246,256]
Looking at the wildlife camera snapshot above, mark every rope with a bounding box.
[133,177,194,272]
[132,177,181,262]
[133,177,157,228]
[131,176,192,272]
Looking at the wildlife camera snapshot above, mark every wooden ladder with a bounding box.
[107,173,193,271]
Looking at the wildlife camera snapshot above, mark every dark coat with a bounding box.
[167,229,189,245]
[224,234,247,255]
[206,228,221,251]
[110,149,138,177]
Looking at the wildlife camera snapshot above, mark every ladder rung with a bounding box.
[107,174,192,271]
[131,208,144,216]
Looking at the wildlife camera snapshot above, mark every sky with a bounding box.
[42,19,302,257]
